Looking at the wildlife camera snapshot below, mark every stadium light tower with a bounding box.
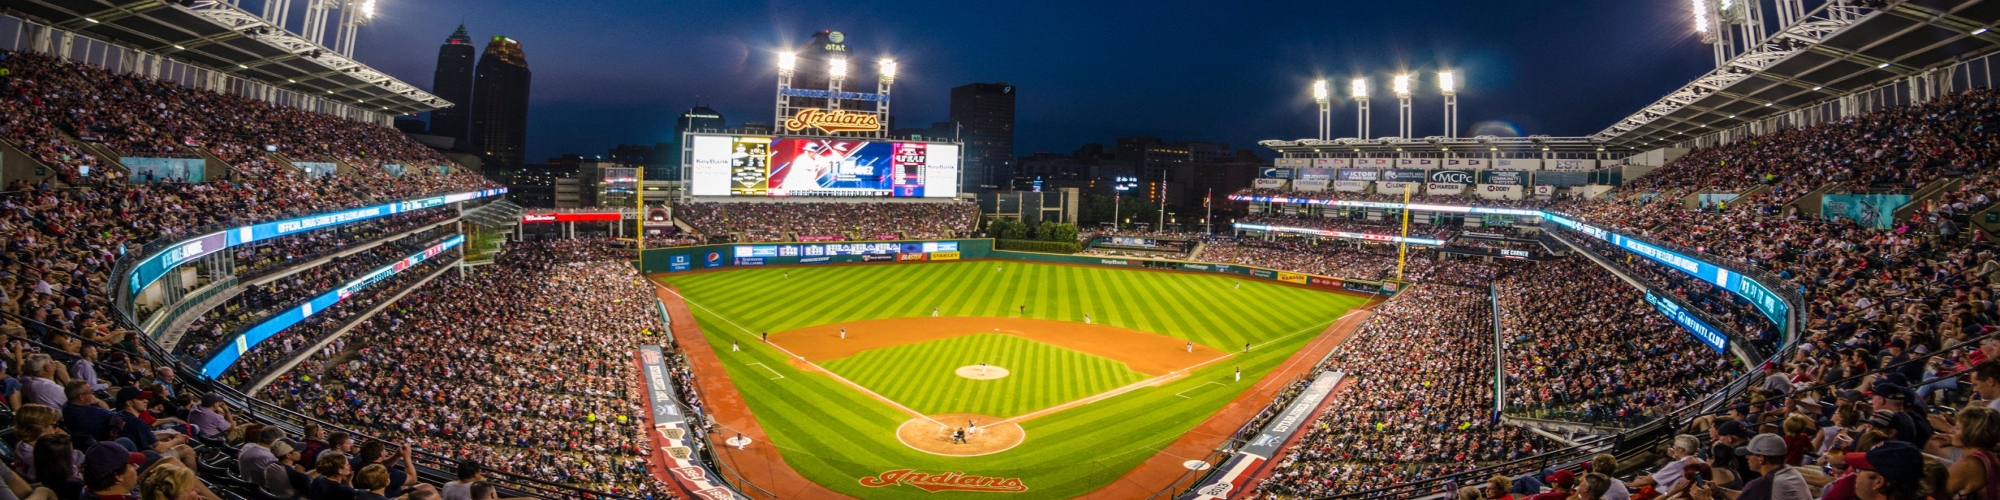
[1439,70,1458,138]
[877,59,896,138]
[1312,80,1331,141]
[774,52,797,129]
[1393,74,1413,139]
[828,57,848,110]
[1350,78,1370,140]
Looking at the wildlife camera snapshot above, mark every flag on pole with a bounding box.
[1204,188,1211,208]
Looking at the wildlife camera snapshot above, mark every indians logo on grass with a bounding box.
[859,469,1028,493]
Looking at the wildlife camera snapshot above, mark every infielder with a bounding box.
[840,328,846,339]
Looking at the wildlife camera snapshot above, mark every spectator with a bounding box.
[1841,442,1927,500]
[79,442,145,500]
[306,454,356,500]
[1947,407,2000,499]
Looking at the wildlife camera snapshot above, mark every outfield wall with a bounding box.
[638,239,1398,296]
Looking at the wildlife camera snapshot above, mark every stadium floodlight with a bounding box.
[830,57,849,78]
[1313,80,1330,140]
[1393,75,1412,97]
[1438,71,1456,94]
[1312,80,1329,101]
[879,59,897,80]
[1977,28,1991,35]
[359,0,376,18]
[1350,78,1367,98]
[1439,71,1458,138]
[1692,0,1710,34]
[778,52,797,72]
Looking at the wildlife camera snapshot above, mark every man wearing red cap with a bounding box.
[1845,442,1926,500]
[1527,470,1575,500]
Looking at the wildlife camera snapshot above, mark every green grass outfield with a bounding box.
[820,333,1150,418]
[661,261,1368,499]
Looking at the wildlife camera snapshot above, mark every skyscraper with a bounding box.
[428,25,476,149]
[950,82,1016,192]
[471,36,531,168]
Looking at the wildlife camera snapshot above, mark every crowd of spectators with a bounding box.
[1498,257,1739,425]
[1198,238,1517,286]
[675,201,977,242]
[1255,285,1554,497]
[1238,215,1459,241]
[257,240,666,495]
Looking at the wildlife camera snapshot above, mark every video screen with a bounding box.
[689,134,959,198]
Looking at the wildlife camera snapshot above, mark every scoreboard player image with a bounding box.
[768,139,895,194]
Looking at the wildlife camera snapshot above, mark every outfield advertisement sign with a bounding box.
[638,346,751,500]
[1181,371,1344,500]
[1542,211,1789,331]
[1645,292,1730,354]
[1277,272,1308,284]
[1250,269,1278,279]
[128,189,505,296]
[1233,223,1445,246]
[199,235,463,378]
[1224,195,1542,217]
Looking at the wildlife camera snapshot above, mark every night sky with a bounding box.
[342,0,1717,162]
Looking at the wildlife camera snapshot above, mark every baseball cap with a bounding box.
[1873,384,1913,403]
[1836,389,1865,402]
[1843,441,1924,487]
[200,393,224,406]
[82,442,145,478]
[1735,433,1788,457]
[1718,420,1754,439]
[113,386,152,407]
[1545,470,1576,487]
[272,439,297,458]
[1886,338,1907,349]
[1866,410,1897,428]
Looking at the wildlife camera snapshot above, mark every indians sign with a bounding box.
[784,108,882,133]
[860,469,1029,493]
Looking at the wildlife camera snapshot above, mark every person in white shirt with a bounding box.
[1629,435,1704,493]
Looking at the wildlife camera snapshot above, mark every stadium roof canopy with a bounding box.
[1593,0,2000,149]
[1258,136,1623,156]
[5,0,447,116]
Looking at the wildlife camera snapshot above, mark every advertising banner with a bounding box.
[296,162,339,178]
[1822,194,1911,229]
[639,346,752,500]
[1479,170,1527,185]
[1444,158,1487,169]
[733,257,766,266]
[1644,292,1729,354]
[1334,180,1370,192]
[1378,181,1418,193]
[1274,158,1310,168]
[1250,269,1278,279]
[1534,185,1555,197]
[1426,183,1466,195]
[1343,281,1382,294]
[1176,371,1344,500]
[1307,276,1342,288]
[1259,168,1294,179]
[1395,158,1439,168]
[124,157,205,184]
[1296,168,1339,180]
[1293,180,1330,192]
[1277,272,1308,284]
[1427,170,1476,184]
[1233,223,1445,246]
[861,254,896,262]
[897,253,926,261]
[686,134,959,198]
[1382,169,1428,182]
[1545,158,1597,172]
[703,251,726,268]
[1493,158,1540,171]
[930,251,961,261]
[1253,178,1287,189]
[521,212,624,223]
[1353,158,1394,168]
[669,255,692,272]
[1535,171,1588,187]
[1543,212,1789,331]
[1478,184,1524,200]
[1310,158,1350,168]
[1336,169,1380,181]
[798,256,833,264]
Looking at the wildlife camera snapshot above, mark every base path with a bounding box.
[1075,299,1381,499]
[653,283,855,500]
[895,413,1025,457]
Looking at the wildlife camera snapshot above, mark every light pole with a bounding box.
[828,57,848,112]
[877,59,896,139]
[1112,177,1135,231]
[1439,71,1458,138]
[1351,78,1370,139]
[775,52,796,128]
[1312,80,1331,141]
[1393,74,1413,139]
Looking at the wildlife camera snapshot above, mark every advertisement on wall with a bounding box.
[1310,158,1350,168]
[1493,158,1540,171]
[1274,158,1310,168]
[687,134,959,198]
[1543,211,1790,332]
[1259,168,1294,179]
[1334,180,1370,192]
[1253,178,1287,189]
[1427,170,1476,184]
[1479,170,1527,185]
[1426,183,1466,195]
[669,255,692,272]
[1546,158,1597,172]
[1250,269,1278,279]
[1534,185,1555,197]
[124,157,205,184]
[1478,184,1524,200]
[1277,272,1308,284]
[1378,181,1418,193]
[1296,168,1339,180]
[1336,169,1380,181]
[1644,292,1729,354]
[1822,194,1912,229]
[1382,169,1428,182]
[1293,180,1330,192]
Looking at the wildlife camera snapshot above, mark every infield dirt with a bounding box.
[771,317,1228,376]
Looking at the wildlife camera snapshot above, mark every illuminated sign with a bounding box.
[1645,292,1729,354]
[784,109,883,133]
[1232,223,1445,246]
[1542,211,1789,331]
[778,88,888,102]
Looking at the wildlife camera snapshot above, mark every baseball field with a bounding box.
[658,260,1369,499]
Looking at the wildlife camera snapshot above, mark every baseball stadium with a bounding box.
[0,0,1987,500]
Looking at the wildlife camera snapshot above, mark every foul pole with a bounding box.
[1395,183,1412,281]
[636,167,645,272]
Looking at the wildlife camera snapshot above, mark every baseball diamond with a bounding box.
[657,260,1370,499]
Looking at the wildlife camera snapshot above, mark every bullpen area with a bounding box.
[655,260,1369,499]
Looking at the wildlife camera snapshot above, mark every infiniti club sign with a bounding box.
[1428,170,1475,184]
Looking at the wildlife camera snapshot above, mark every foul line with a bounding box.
[653,282,949,428]
[1175,381,1223,399]
[746,362,785,379]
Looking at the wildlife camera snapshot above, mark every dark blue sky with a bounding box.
[344,0,1716,162]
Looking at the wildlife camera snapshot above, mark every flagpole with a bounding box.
[1204,188,1212,235]
[1157,170,1166,232]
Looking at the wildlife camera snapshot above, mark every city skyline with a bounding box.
[351,0,1716,163]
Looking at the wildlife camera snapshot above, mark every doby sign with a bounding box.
[784,108,882,133]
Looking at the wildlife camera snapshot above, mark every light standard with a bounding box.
[1350,78,1370,139]
[1112,177,1135,230]
[877,59,896,139]
[774,52,796,128]
[1439,71,1458,138]
[1312,80,1330,140]
[1393,74,1413,139]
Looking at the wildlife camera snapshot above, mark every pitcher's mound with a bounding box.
[955,365,1010,380]
[897,413,1025,457]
